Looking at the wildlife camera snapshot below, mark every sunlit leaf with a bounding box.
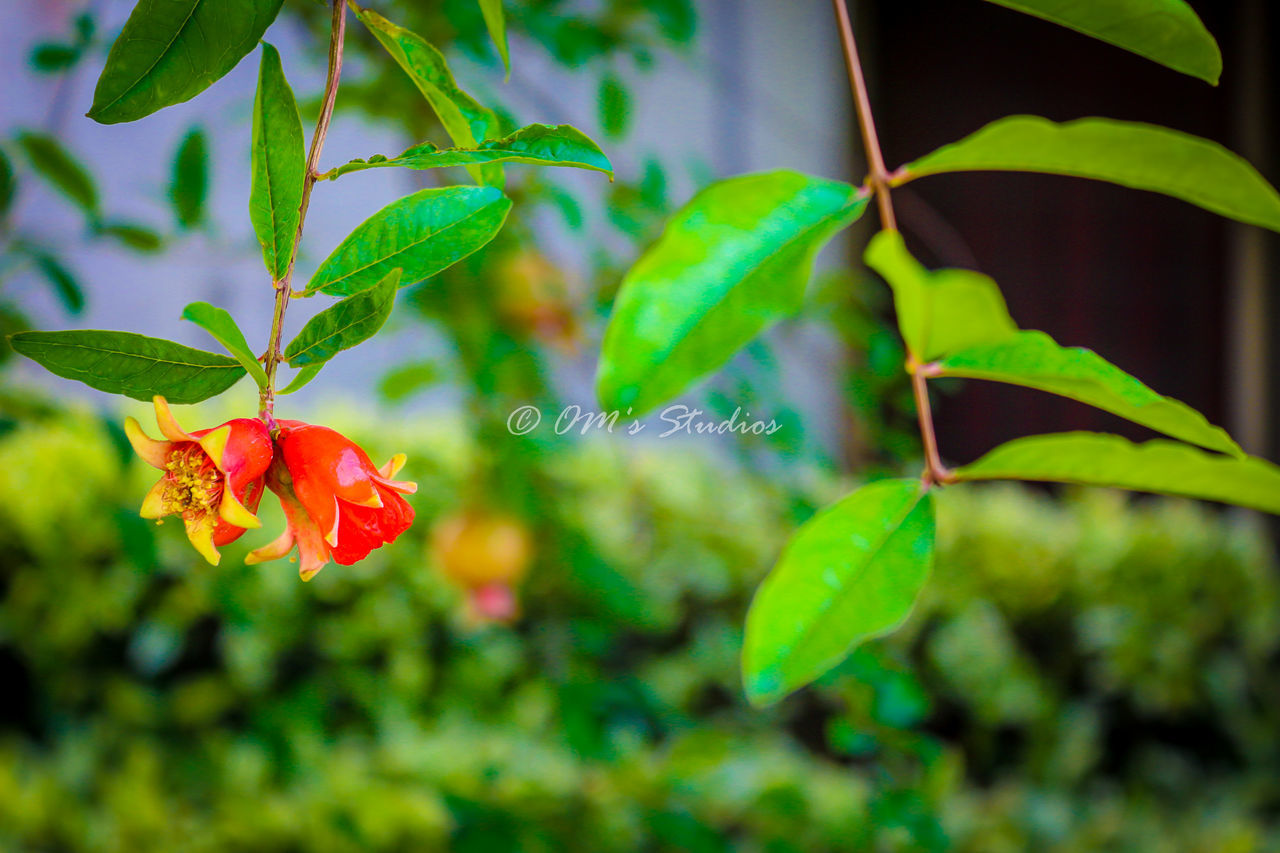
[352,3,501,185]
[598,171,868,415]
[249,43,305,281]
[169,127,208,230]
[285,268,400,367]
[898,116,1280,232]
[984,0,1220,84]
[87,0,285,124]
[863,230,1016,361]
[934,330,1241,457]
[16,131,98,216]
[477,0,510,78]
[279,364,322,394]
[955,432,1280,514]
[743,478,935,706]
[8,330,244,403]
[181,301,269,388]
[322,124,612,180]
[307,186,511,297]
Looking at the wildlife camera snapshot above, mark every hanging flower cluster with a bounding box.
[127,397,416,579]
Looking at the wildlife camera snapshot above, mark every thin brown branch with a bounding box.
[260,0,348,426]
[830,0,895,230]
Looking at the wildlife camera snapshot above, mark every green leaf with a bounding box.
[378,360,441,402]
[169,127,209,230]
[16,131,99,216]
[285,268,400,367]
[322,124,613,180]
[983,0,1220,84]
[31,43,82,74]
[180,301,269,388]
[250,43,305,281]
[8,330,245,403]
[898,116,1280,233]
[598,172,868,416]
[743,478,935,706]
[351,3,501,185]
[598,73,630,139]
[307,185,511,297]
[933,330,1242,457]
[87,0,284,124]
[954,432,1280,515]
[29,252,84,315]
[863,230,1016,361]
[279,364,322,395]
[0,148,16,219]
[95,220,163,253]
[477,0,510,78]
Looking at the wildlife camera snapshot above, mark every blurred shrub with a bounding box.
[0,400,1277,851]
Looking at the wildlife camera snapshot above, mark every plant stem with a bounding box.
[259,0,348,427]
[830,0,895,231]
[831,0,950,486]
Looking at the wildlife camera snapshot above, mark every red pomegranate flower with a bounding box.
[125,396,272,565]
[247,421,416,580]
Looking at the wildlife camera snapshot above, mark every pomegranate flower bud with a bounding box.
[125,396,272,566]
[247,421,416,581]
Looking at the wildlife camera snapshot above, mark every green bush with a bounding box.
[0,399,1276,851]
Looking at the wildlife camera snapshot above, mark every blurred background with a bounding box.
[1,0,1278,849]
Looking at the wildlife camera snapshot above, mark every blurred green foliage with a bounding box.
[0,398,1276,851]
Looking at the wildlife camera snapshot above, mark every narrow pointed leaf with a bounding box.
[743,478,935,707]
[954,432,1280,514]
[250,43,305,281]
[96,220,163,253]
[598,171,868,415]
[934,330,1241,456]
[29,252,84,315]
[477,0,510,77]
[984,0,1220,84]
[863,230,1017,361]
[322,124,612,180]
[0,148,15,218]
[898,117,1280,233]
[8,330,245,403]
[181,301,269,388]
[279,364,322,394]
[87,0,285,124]
[351,3,501,185]
[307,185,511,296]
[169,127,209,230]
[16,131,98,216]
[285,268,400,366]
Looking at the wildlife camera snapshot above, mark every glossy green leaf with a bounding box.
[307,185,511,297]
[250,43,305,281]
[351,3,501,185]
[933,330,1241,456]
[279,364,322,395]
[983,0,1220,84]
[743,478,935,706]
[16,131,98,216]
[322,124,612,180]
[8,330,244,403]
[87,0,284,124]
[0,148,16,219]
[899,117,1280,233]
[285,268,400,367]
[180,301,269,388]
[29,252,84,315]
[478,0,510,78]
[169,127,208,230]
[598,172,867,415]
[954,432,1280,515]
[863,230,1017,361]
[96,221,163,253]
